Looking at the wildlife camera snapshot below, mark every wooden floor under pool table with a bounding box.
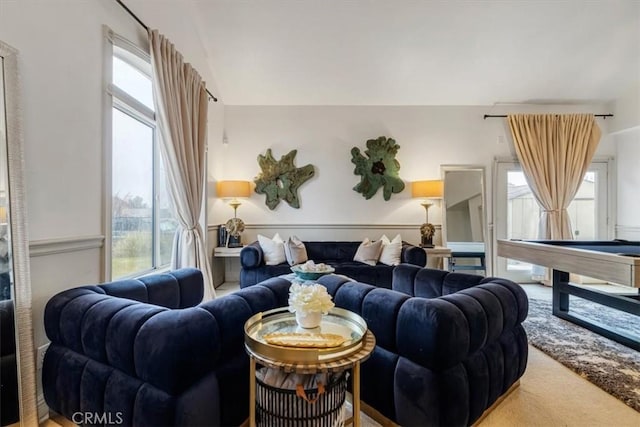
[497,239,640,351]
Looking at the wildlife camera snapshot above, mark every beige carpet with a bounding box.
[478,346,639,426]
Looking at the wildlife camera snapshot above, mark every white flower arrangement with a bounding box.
[297,260,332,272]
[287,283,335,314]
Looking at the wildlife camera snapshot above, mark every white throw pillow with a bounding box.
[379,234,403,266]
[258,233,286,265]
[353,238,383,266]
[284,235,308,266]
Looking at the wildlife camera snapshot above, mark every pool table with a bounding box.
[497,239,640,351]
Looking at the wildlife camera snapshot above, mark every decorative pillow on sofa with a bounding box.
[284,236,308,266]
[353,238,383,266]
[379,234,402,266]
[258,233,286,265]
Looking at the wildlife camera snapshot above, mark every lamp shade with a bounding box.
[412,180,443,198]
[217,180,251,198]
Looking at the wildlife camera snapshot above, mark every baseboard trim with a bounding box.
[37,392,49,424]
[29,235,105,257]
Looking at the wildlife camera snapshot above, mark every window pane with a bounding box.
[507,170,597,274]
[112,108,153,278]
[507,171,539,241]
[158,156,177,266]
[567,172,595,240]
[112,54,154,110]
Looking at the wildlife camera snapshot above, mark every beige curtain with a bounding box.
[508,114,601,240]
[149,29,215,299]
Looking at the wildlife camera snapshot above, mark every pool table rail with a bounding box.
[497,239,639,288]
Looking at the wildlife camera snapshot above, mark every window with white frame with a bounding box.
[494,159,611,282]
[108,37,176,279]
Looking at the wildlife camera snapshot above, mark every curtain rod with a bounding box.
[484,114,613,120]
[115,0,218,102]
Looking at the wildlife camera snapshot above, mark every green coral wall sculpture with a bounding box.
[254,149,315,210]
[351,136,405,200]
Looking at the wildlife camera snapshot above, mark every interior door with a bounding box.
[494,160,610,282]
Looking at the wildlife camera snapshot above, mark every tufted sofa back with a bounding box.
[304,241,361,261]
[240,240,427,288]
[96,267,203,308]
[392,263,487,297]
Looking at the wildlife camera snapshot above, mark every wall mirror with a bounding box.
[0,39,38,426]
[441,165,488,274]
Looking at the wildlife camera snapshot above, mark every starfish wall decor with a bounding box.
[351,136,405,200]
[254,149,315,210]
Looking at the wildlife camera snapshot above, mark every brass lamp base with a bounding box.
[420,202,435,247]
[420,237,434,248]
[227,235,242,248]
[420,222,436,248]
[225,217,245,248]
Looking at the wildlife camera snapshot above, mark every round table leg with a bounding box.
[249,358,256,427]
[353,362,361,427]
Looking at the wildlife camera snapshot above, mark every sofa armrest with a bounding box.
[240,241,263,268]
[98,268,204,308]
[401,242,426,267]
[396,280,527,371]
[134,307,220,394]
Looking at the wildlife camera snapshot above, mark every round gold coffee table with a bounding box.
[244,307,375,427]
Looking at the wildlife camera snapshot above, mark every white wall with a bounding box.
[0,0,222,346]
[615,128,640,240]
[609,80,640,241]
[609,79,640,134]
[0,0,136,353]
[210,105,616,246]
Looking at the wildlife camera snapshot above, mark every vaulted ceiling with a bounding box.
[128,0,639,106]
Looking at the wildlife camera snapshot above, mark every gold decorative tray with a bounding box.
[244,307,368,364]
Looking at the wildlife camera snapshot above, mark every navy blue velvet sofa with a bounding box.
[240,240,426,288]
[43,265,527,426]
[1,299,19,425]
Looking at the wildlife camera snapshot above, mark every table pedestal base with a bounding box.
[552,269,640,351]
[249,358,363,427]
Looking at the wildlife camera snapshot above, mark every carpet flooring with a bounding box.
[524,296,640,412]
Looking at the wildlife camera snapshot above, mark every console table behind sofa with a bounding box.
[239,240,426,288]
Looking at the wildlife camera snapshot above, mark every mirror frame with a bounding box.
[1,39,38,425]
[440,164,490,274]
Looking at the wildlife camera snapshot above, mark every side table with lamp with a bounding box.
[214,180,251,287]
